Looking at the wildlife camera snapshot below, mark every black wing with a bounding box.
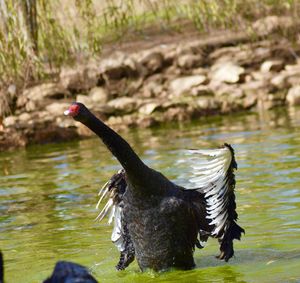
[182,144,245,261]
[96,169,135,270]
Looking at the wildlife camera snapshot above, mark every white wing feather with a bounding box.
[182,145,235,237]
[111,206,125,252]
[95,169,126,252]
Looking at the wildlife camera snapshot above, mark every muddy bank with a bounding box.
[1,16,300,151]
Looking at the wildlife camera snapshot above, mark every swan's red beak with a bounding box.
[64,104,80,117]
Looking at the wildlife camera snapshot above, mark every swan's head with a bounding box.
[64,102,89,121]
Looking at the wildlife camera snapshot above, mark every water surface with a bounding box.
[1,108,300,282]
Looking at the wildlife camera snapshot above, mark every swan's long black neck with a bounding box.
[82,112,150,187]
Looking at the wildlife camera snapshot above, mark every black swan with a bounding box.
[43,261,98,283]
[64,102,244,272]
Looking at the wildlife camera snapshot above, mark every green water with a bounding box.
[1,108,300,283]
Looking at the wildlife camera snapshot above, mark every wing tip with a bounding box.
[223,143,237,170]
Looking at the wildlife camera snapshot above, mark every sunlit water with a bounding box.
[1,107,300,283]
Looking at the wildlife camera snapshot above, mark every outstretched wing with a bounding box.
[95,169,127,252]
[180,144,245,261]
[181,143,244,260]
[186,143,238,237]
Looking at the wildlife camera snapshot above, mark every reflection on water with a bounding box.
[1,107,300,282]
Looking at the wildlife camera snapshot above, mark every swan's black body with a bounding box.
[122,173,209,271]
[66,102,244,272]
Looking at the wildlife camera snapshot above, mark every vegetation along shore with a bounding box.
[1,1,300,151]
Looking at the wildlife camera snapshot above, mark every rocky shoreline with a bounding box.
[1,16,300,151]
